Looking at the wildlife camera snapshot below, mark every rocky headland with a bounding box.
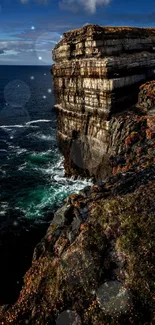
[0,25,155,325]
[52,24,155,180]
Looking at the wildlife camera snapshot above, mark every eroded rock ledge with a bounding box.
[51,24,155,180]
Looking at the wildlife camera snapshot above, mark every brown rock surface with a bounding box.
[0,160,154,324]
[0,103,154,324]
[51,24,155,180]
[137,80,155,113]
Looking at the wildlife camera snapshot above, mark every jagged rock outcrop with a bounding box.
[0,160,154,324]
[0,83,155,325]
[51,24,155,180]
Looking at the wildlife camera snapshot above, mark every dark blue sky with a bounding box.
[0,0,155,65]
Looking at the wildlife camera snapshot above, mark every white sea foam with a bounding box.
[16,148,28,155]
[0,136,93,220]
[0,202,8,216]
[18,164,27,171]
[34,133,56,141]
[1,125,25,128]
[26,119,52,125]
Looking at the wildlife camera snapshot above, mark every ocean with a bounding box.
[0,65,92,221]
[0,65,92,304]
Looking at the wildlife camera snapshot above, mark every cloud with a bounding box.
[2,50,20,56]
[20,0,50,3]
[34,0,50,3]
[20,0,29,3]
[0,40,40,65]
[0,40,33,51]
[0,32,62,65]
[59,0,111,14]
[0,49,5,54]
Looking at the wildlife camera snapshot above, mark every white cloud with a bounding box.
[1,50,20,56]
[19,0,111,12]
[20,0,29,3]
[59,0,111,14]
[0,40,33,52]
[20,0,50,3]
[36,0,50,3]
[0,37,58,65]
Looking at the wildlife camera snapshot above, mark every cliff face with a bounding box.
[51,24,155,180]
[0,27,155,323]
[1,160,154,325]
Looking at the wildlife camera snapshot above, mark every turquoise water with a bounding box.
[0,66,92,224]
[0,122,92,221]
[0,65,93,306]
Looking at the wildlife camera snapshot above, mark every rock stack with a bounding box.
[51,24,155,180]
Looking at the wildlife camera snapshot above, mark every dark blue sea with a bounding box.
[0,65,93,303]
[0,65,92,223]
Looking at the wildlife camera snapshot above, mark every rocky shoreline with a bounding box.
[0,99,154,323]
[0,153,154,324]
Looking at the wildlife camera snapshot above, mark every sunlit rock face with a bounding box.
[137,80,155,113]
[51,24,155,180]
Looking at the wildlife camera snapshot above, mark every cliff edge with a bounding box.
[51,24,155,180]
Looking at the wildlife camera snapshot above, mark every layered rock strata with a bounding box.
[51,24,155,180]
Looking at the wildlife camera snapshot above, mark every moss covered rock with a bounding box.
[0,162,154,325]
[0,80,155,325]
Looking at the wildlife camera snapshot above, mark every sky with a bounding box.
[0,0,155,65]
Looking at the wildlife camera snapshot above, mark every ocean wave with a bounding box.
[1,125,27,128]
[33,133,56,142]
[26,119,52,125]
[12,154,92,219]
[16,148,28,155]
[0,131,92,221]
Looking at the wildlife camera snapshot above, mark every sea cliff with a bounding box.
[0,25,155,325]
[51,24,155,180]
